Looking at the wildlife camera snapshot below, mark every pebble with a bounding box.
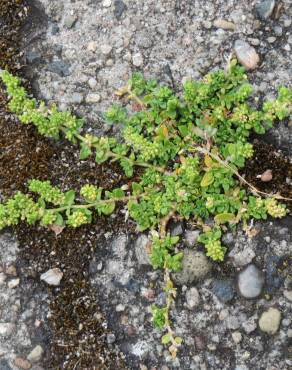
[0,272,7,285]
[234,40,260,70]
[14,358,31,370]
[48,60,71,77]
[232,331,242,344]
[202,20,212,29]
[135,235,151,266]
[184,230,200,247]
[107,333,116,344]
[284,19,292,28]
[88,78,97,89]
[213,19,236,31]
[267,37,276,43]
[259,308,281,334]
[226,315,240,330]
[173,250,211,285]
[256,0,275,20]
[70,93,84,104]
[27,345,44,363]
[283,290,292,301]
[40,268,63,286]
[114,0,127,20]
[185,287,200,309]
[100,44,112,55]
[132,53,144,67]
[260,169,273,182]
[170,222,184,236]
[86,93,101,103]
[87,41,98,52]
[8,278,20,289]
[237,264,264,299]
[0,323,15,336]
[64,15,78,29]
[242,317,257,334]
[249,38,260,46]
[103,0,112,7]
[283,44,291,52]
[273,26,282,36]
[6,265,17,276]
[212,279,235,303]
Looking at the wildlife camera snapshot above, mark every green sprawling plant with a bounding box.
[0,62,291,357]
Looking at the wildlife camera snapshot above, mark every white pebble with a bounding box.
[40,268,63,286]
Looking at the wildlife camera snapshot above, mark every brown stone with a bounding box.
[14,357,32,370]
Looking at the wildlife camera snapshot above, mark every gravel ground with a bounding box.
[1,0,292,369]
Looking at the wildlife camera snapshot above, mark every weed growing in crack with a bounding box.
[0,61,291,357]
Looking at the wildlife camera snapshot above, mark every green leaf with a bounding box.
[174,337,183,345]
[161,333,172,345]
[55,213,64,226]
[111,188,125,199]
[63,190,76,207]
[200,172,214,187]
[132,182,143,195]
[79,143,92,160]
[214,213,236,224]
[99,202,115,215]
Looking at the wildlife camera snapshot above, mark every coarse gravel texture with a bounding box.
[0,0,292,369]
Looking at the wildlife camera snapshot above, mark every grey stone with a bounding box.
[86,93,101,104]
[107,333,116,343]
[70,93,84,104]
[114,0,127,19]
[0,359,12,370]
[256,0,275,20]
[266,255,284,293]
[212,279,235,303]
[173,250,211,286]
[229,246,255,267]
[185,287,200,309]
[259,308,281,334]
[88,78,97,89]
[234,40,260,70]
[267,36,276,43]
[27,345,44,363]
[184,230,200,247]
[48,60,71,77]
[64,15,78,29]
[242,317,257,334]
[132,53,143,67]
[283,290,292,301]
[226,315,240,330]
[135,235,151,266]
[284,19,292,28]
[274,26,283,36]
[238,264,264,298]
[232,331,242,344]
[170,222,184,236]
[0,322,15,336]
[100,44,112,56]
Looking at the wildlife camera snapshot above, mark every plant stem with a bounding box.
[195,146,292,202]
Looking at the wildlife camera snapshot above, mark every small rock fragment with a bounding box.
[238,264,264,298]
[267,36,276,43]
[86,93,101,104]
[260,169,273,182]
[213,19,236,30]
[103,0,112,7]
[234,40,260,70]
[40,268,63,286]
[64,15,78,29]
[132,53,143,67]
[100,44,112,55]
[14,358,31,370]
[0,323,15,336]
[88,78,97,89]
[114,0,127,19]
[87,41,98,52]
[107,333,116,344]
[8,278,20,289]
[283,290,292,301]
[27,345,44,363]
[135,235,151,266]
[256,0,275,20]
[0,272,7,285]
[184,230,200,247]
[259,307,281,334]
[185,287,200,309]
[6,265,17,276]
[232,331,242,343]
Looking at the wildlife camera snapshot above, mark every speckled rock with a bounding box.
[173,250,211,285]
[212,279,235,303]
[185,287,200,309]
